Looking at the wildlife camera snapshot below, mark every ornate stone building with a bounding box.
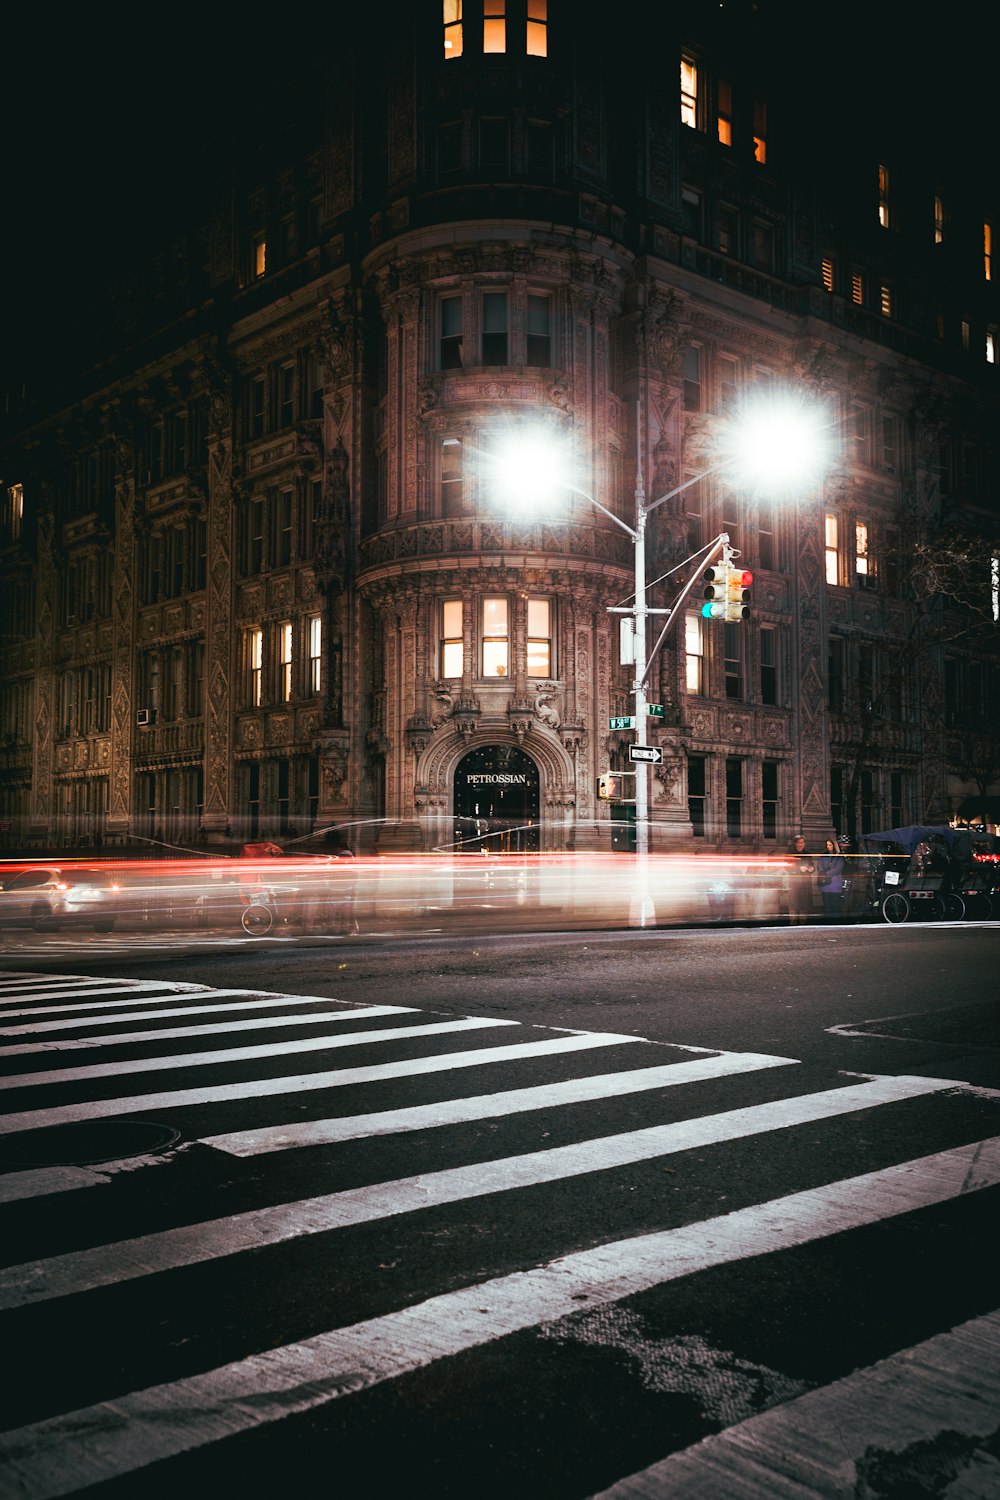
[1,2,998,854]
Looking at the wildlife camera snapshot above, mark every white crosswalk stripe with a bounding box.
[0,970,996,1499]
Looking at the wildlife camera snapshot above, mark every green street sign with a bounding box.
[608,716,636,730]
[646,704,665,717]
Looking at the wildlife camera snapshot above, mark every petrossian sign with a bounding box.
[464,773,529,785]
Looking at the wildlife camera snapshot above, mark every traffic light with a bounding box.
[702,564,729,619]
[726,566,753,621]
[597,772,636,801]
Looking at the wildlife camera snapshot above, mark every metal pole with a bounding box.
[631,403,654,927]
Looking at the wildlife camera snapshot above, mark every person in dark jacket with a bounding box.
[786,834,816,922]
[816,837,846,919]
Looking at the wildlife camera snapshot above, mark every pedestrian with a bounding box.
[786,833,816,923]
[816,837,846,919]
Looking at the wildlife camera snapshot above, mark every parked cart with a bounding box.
[859,824,999,923]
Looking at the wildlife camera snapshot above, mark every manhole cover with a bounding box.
[0,1119,181,1167]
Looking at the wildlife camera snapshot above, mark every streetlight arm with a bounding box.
[639,532,729,689]
[644,464,724,518]
[562,482,637,539]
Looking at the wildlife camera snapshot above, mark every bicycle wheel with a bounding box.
[944,893,966,921]
[241,903,274,935]
[881,892,910,924]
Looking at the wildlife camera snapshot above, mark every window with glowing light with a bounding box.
[880,283,893,318]
[685,613,704,695]
[279,622,293,702]
[851,270,865,306]
[821,257,835,292]
[988,328,997,365]
[482,597,509,675]
[680,54,699,129]
[245,627,263,707]
[443,0,463,58]
[877,163,890,228]
[308,615,322,696]
[483,0,505,52]
[985,222,993,281]
[253,235,267,278]
[4,483,23,543]
[526,0,547,56]
[855,521,874,585]
[441,600,464,677]
[717,77,733,145]
[753,99,767,163]
[527,598,551,677]
[934,196,945,244]
[824,514,840,586]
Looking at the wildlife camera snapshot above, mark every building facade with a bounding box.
[1,2,998,855]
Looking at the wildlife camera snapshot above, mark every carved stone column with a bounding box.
[106,439,137,842]
[201,375,235,842]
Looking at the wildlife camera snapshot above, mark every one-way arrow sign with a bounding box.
[628,745,662,764]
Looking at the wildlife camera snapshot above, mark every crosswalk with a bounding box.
[0,968,998,1498]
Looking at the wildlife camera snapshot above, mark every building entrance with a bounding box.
[453,745,540,852]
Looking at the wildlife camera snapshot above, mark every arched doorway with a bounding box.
[453,744,540,852]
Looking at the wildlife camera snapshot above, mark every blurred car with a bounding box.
[0,865,121,932]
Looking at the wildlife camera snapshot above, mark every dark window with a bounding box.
[482,292,508,364]
[480,118,508,171]
[760,627,777,705]
[441,296,463,369]
[439,123,462,174]
[762,761,778,839]
[527,121,552,174]
[688,754,706,837]
[724,622,742,699]
[830,767,844,835]
[526,294,551,366]
[890,770,904,827]
[828,636,844,712]
[726,757,743,838]
[683,347,701,411]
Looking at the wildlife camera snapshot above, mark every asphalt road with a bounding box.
[0,921,998,1497]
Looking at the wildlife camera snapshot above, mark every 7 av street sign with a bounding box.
[628,745,662,764]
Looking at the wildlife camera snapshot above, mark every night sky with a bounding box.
[0,4,986,359]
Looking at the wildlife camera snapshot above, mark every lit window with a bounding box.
[441,295,463,368]
[934,195,945,244]
[821,257,834,292]
[253,235,267,278]
[441,600,464,677]
[685,613,704,694]
[483,0,505,52]
[279,622,293,702]
[880,283,893,318]
[855,521,871,582]
[824,514,839,585]
[851,270,864,305]
[988,328,997,365]
[482,291,508,365]
[986,222,993,281]
[526,294,551,366]
[526,0,547,56]
[717,77,733,145]
[309,615,322,696]
[246,628,263,707]
[443,0,463,58]
[483,597,509,676]
[961,319,971,351]
[877,163,890,228]
[752,98,767,163]
[680,54,699,129]
[527,598,551,677]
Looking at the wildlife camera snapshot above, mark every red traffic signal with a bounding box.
[726,566,753,621]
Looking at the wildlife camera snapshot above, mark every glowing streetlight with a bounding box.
[473,393,836,923]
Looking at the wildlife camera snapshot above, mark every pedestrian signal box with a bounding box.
[597,771,636,802]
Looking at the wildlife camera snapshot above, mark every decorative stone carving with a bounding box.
[533,683,561,730]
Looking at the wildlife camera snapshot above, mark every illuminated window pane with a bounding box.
[254,237,267,278]
[753,99,767,164]
[825,514,839,585]
[526,0,547,55]
[821,257,834,292]
[680,55,698,129]
[855,522,870,577]
[443,0,462,58]
[851,271,864,305]
[878,163,890,227]
[280,622,293,702]
[685,613,703,694]
[986,222,993,281]
[309,615,322,695]
[718,78,733,145]
[934,196,945,244]
[880,283,893,317]
[527,597,550,677]
[483,596,508,676]
[442,599,463,677]
[483,0,505,52]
